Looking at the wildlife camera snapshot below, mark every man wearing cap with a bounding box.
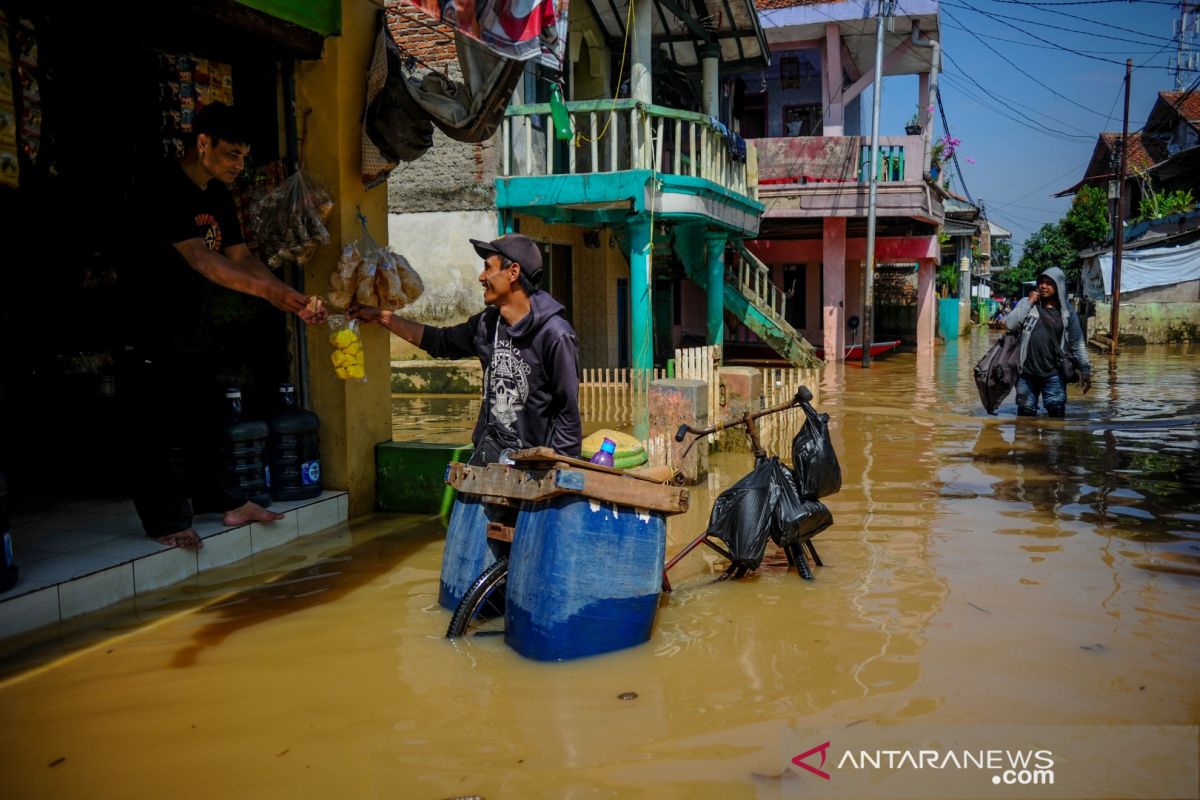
[350,233,582,463]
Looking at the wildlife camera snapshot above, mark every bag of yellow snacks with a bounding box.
[327,314,366,382]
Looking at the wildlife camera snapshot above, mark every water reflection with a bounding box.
[1,338,1198,797]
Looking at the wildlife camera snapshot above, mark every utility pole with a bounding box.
[1110,58,1132,358]
[862,0,892,367]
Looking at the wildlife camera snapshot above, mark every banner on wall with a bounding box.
[399,0,569,68]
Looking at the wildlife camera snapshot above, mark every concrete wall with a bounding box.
[1123,278,1200,304]
[511,217,630,369]
[296,0,393,517]
[387,209,498,360]
[383,7,498,214]
[1094,301,1200,343]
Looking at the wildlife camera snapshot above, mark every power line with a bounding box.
[936,86,976,203]
[989,0,1182,6]
[939,50,1096,136]
[946,0,1170,66]
[942,7,1132,118]
[941,0,1179,48]
[940,19,1171,55]
[994,159,1091,207]
[975,0,1186,45]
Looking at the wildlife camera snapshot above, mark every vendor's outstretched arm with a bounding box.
[377,309,425,346]
[175,239,323,322]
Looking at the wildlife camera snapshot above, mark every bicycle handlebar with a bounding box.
[674,386,813,443]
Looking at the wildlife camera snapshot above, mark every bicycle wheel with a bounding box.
[446,557,509,638]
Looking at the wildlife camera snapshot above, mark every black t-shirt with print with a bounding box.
[1024,303,1064,378]
[126,161,244,354]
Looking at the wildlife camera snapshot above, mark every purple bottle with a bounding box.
[589,437,617,468]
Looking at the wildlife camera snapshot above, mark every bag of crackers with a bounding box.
[327,214,423,311]
[250,168,334,269]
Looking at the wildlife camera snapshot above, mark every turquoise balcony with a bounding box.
[496,99,763,237]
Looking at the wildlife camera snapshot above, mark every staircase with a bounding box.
[676,236,821,369]
[614,225,822,369]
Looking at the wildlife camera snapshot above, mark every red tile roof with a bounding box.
[1099,131,1166,173]
[754,0,843,10]
[1158,90,1200,124]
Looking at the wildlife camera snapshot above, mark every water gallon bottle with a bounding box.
[223,388,273,509]
[0,471,16,593]
[589,437,617,468]
[267,383,322,501]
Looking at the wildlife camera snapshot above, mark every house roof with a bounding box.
[1054,131,1164,197]
[1149,89,1200,129]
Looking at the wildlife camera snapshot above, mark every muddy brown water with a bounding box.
[2,333,1197,798]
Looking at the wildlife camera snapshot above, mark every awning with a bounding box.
[591,0,770,70]
[942,219,977,237]
[236,0,341,36]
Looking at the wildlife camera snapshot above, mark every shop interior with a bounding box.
[0,2,317,525]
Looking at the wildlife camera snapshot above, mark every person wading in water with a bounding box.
[1004,267,1091,418]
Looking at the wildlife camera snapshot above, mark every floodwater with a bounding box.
[2,333,1198,798]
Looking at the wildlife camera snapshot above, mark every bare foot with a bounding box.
[154,529,204,550]
[223,501,285,527]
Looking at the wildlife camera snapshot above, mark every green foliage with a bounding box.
[994,222,1074,296]
[993,239,1012,267]
[1136,187,1196,222]
[1061,184,1111,251]
[936,261,960,296]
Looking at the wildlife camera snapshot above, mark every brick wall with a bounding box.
[384,3,499,213]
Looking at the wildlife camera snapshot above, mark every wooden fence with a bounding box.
[756,366,822,459]
[674,345,722,442]
[578,367,665,424]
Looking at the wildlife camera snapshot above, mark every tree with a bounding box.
[1061,184,1111,257]
[993,223,1074,298]
[993,239,1012,268]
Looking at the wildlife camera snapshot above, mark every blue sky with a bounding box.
[870,0,1187,259]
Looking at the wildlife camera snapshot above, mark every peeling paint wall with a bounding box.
[1094,301,1200,343]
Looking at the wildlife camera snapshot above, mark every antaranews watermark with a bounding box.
[781,725,1197,799]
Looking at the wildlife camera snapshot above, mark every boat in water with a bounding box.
[814,340,902,361]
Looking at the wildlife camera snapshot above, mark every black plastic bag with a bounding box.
[791,402,842,499]
[708,457,830,571]
[973,332,1021,414]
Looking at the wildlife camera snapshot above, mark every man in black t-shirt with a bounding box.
[120,103,325,550]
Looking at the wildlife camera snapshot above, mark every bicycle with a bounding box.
[445,386,828,642]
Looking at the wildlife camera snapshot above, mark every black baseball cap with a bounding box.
[470,234,544,285]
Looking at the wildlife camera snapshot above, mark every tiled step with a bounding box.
[0,491,348,641]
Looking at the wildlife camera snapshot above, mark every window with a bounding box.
[783,104,822,137]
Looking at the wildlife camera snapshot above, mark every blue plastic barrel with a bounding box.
[439,496,510,610]
[505,495,666,661]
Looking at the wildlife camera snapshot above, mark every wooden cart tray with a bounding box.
[445,454,689,516]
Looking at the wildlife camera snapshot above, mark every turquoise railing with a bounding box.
[500,99,753,199]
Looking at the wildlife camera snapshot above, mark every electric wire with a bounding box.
[941,0,1180,48]
[942,7,1135,117]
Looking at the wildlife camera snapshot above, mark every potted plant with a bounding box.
[905,105,924,135]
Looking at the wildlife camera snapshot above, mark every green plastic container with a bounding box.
[376,441,473,523]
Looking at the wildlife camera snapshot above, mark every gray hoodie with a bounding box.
[1004,266,1091,374]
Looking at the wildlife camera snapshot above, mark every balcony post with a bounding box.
[822,217,847,362]
[631,0,652,104]
[629,216,653,438]
[700,43,720,118]
[705,230,727,346]
[917,257,936,356]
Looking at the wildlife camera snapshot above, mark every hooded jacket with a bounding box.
[1004,266,1090,375]
[419,291,582,458]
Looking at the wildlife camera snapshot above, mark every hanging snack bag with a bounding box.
[355,256,379,306]
[375,250,405,309]
[328,315,366,381]
[327,243,362,309]
[250,169,334,269]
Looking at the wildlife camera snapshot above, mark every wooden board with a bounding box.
[445,461,690,516]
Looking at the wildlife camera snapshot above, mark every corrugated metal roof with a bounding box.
[593,0,770,69]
